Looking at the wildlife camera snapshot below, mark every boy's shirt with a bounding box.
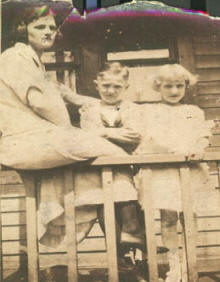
[79,100,143,152]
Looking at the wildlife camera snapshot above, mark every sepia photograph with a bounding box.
[1,0,220,281]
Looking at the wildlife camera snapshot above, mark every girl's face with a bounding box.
[27,15,57,52]
[96,73,128,105]
[159,78,186,105]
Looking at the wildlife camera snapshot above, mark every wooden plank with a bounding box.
[177,35,196,103]
[194,42,220,55]
[0,184,25,197]
[209,135,220,147]
[193,36,220,44]
[91,154,186,166]
[197,257,220,273]
[2,226,26,241]
[140,167,159,282]
[0,190,2,282]
[177,36,196,72]
[196,55,220,69]
[1,198,26,212]
[2,212,26,226]
[20,172,39,282]
[63,167,78,282]
[197,69,220,82]
[197,81,220,95]
[180,165,198,282]
[194,94,220,108]
[102,167,119,282]
[204,108,220,120]
[0,171,22,185]
[91,152,220,165]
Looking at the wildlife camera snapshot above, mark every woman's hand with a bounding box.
[97,128,142,145]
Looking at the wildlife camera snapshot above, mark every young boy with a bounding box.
[79,62,145,270]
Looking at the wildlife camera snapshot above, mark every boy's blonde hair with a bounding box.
[153,64,198,92]
[97,62,129,81]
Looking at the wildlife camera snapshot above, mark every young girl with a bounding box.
[137,64,213,282]
[79,62,145,271]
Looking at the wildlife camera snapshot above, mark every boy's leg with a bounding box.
[120,202,144,245]
[97,205,134,271]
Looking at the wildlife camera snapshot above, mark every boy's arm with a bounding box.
[97,127,141,145]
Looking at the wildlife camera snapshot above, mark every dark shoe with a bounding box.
[120,240,169,254]
[118,257,135,273]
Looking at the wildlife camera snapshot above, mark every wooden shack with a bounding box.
[2,2,220,281]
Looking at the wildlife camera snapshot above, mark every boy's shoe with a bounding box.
[118,256,135,272]
[121,232,143,244]
[120,232,169,254]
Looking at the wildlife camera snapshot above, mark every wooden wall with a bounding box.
[191,35,220,152]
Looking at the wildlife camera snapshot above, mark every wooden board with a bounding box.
[196,69,220,82]
[194,94,220,108]
[194,42,220,55]
[209,135,220,147]
[204,108,220,120]
[197,81,220,95]
[196,55,220,69]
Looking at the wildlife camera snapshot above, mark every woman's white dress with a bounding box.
[0,43,128,251]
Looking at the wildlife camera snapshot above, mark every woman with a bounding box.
[0,4,141,255]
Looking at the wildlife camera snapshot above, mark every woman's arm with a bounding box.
[27,87,72,127]
[59,84,99,107]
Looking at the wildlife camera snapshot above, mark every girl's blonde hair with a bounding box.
[153,64,198,92]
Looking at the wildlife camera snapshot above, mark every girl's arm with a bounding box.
[187,106,214,158]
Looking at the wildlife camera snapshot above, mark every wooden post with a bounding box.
[0,0,1,54]
[141,166,159,282]
[102,167,119,282]
[177,36,196,105]
[180,165,198,282]
[0,179,2,282]
[0,0,2,276]
[63,167,78,282]
[21,172,39,282]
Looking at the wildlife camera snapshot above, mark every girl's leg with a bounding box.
[160,209,181,282]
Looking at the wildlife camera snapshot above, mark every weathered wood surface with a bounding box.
[102,167,119,282]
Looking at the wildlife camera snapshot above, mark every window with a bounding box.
[107,46,177,102]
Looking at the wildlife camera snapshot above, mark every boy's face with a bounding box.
[96,73,128,105]
[160,79,186,105]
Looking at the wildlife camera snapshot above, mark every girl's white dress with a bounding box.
[136,103,214,212]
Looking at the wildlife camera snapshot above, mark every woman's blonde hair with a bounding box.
[152,64,198,92]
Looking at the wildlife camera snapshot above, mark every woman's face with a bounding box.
[27,15,57,52]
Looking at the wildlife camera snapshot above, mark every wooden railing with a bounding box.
[2,151,220,282]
